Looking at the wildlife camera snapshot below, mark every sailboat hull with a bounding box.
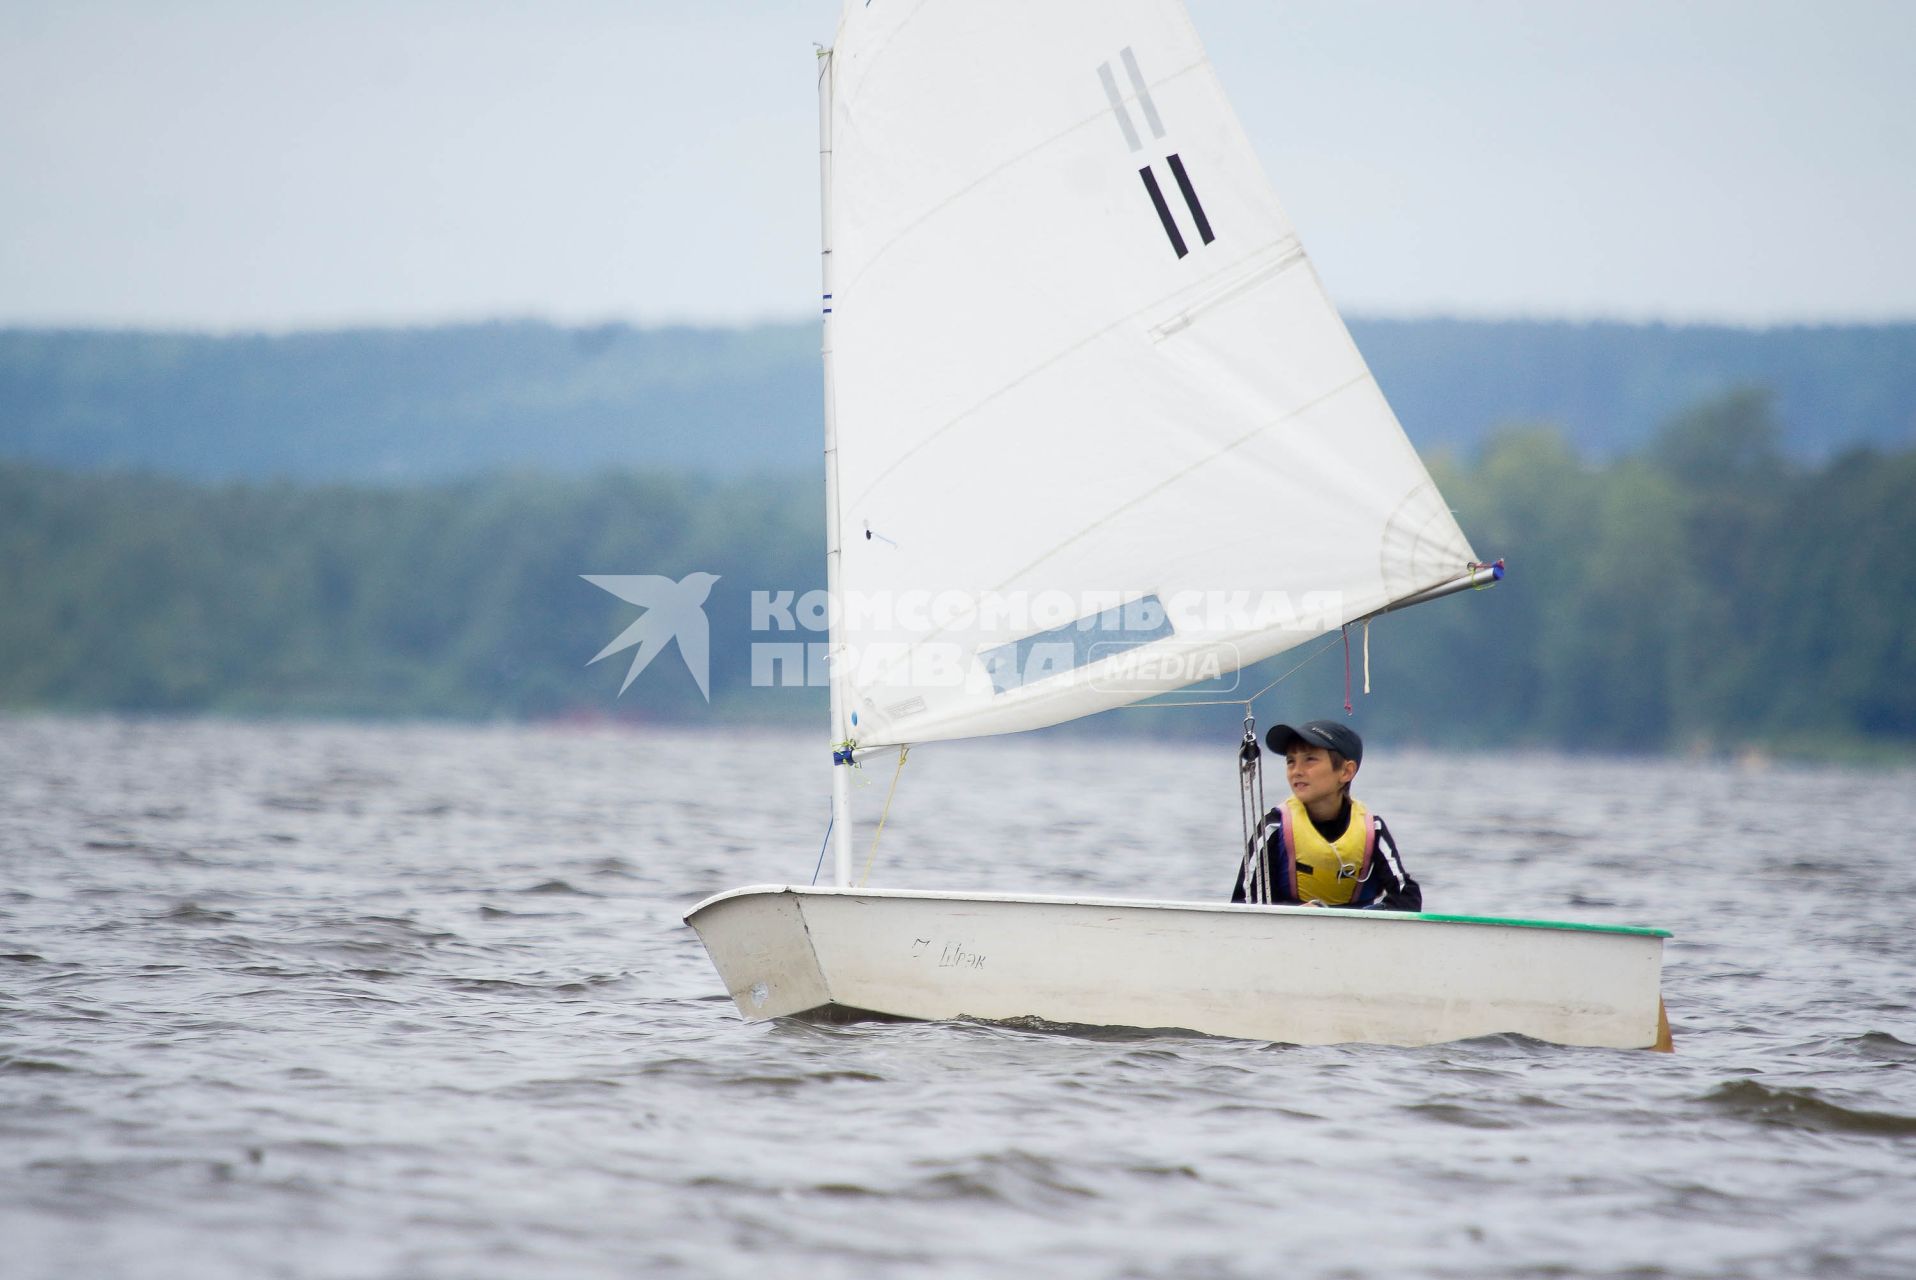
[684,886,1669,1050]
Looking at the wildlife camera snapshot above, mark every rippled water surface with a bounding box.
[2,716,1912,1279]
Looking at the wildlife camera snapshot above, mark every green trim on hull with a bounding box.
[1408,911,1670,938]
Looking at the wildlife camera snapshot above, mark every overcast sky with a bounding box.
[2,0,1910,331]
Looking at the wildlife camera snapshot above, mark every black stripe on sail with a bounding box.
[1139,166,1187,258]
[1166,153,1214,245]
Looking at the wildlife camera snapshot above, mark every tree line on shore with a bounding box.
[5,320,1912,482]
[2,389,1910,758]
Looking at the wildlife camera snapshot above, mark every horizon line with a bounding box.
[4,308,1916,339]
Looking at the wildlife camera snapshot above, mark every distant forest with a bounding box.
[2,320,1912,481]
[3,388,1911,758]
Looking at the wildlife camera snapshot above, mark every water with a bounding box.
[2,716,1912,1279]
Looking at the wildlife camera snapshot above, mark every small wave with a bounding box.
[442,977,567,995]
[1403,1101,1518,1130]
[1850,1030,1916,1063]
[520,879,595,896]
[153,902,240,924]
[322,765,396,790]
[637,1056,886,1093]
[1201,1100,1330,1121]
[27,1154,254,1185]
[968,1015,1217,1044]
[548,972,635,993]
[684,1173,755,1193]
[903,1150,1099,1207]
[1124,1163,1201,1180]
[1442,1031,1570,1055]
[584,856,640,879]
[1795,1029,1916,1065]
[329,915,456,945]
[474,904,574,922]
[1704,1080,1916,1136]
[259,794,326,812]
[1,952,45,964]
[811,1181,884,1198]
[493,1076,627,1100]
[635,1055,727,1080]
[730,1069,886,1088]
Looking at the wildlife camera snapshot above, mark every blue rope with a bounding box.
[809,814,835,886]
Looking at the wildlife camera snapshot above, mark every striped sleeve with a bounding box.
[1230,809,1282,904]
[1362,816,1422,912]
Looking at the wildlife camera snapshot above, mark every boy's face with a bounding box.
[1285,745,1358,810]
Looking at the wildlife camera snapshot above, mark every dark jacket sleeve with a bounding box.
[1355,815,1420,912]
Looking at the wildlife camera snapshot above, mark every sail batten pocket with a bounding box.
[1148,237,1306,342]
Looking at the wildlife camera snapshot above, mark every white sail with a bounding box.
[826,0,1477,751]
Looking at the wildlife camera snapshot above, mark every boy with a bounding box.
[1230,720,1421,911]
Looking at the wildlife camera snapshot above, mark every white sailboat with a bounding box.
[685,0,1670,1050]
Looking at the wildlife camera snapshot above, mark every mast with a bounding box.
[819,45,855,888]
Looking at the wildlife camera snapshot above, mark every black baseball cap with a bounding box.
[1265,720,1363,766]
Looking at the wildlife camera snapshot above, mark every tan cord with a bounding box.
[858,745,910,886]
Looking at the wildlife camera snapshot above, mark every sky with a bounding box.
[1,0,1911,331]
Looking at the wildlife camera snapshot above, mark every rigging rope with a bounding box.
[1236,713,1269,903]
[1342,625,1353,715]
[809,814,835,886]
[858,745,910,886]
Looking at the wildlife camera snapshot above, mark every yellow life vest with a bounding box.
[1279,795,1376,906]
